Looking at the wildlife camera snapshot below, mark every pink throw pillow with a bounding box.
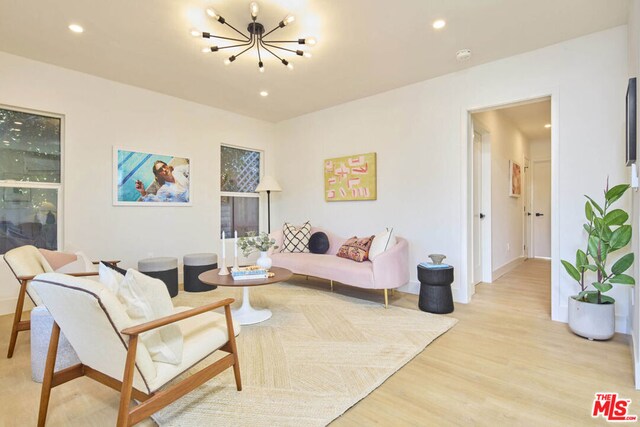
[336,236,375,262]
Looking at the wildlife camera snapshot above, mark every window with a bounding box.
[0,107,62,253]
[220,145,261,238]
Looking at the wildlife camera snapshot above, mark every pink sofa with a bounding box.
[269,227,409,307]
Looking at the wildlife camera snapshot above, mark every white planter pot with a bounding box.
[567,296,615,340]
[256,251,272,270]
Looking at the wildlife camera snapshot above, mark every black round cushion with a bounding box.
[309,232,330,254]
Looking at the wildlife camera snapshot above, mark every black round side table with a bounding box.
[417,265,454,314]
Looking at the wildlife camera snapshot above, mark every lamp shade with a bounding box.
[255,175,282,192]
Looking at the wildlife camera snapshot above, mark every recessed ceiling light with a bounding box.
[432,19,446,30]
[68,24,84,33]
[544,123,551,128]
[260,91,269,97]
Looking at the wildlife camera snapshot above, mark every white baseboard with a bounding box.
[632,332,640,390]
[492,257,525,280]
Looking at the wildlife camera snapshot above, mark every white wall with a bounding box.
[627,0,640,389]
[529,138,551,161]
[0,52,275,314]
[473,110,529,273]
[273,26,630,332]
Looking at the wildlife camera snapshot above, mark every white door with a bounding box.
[532,160,551,258]
[473,130,484,284]
[524,157,531,258]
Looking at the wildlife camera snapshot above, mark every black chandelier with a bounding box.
[191,2,316,72]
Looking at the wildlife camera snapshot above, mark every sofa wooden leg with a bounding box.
[306,275,309,280]
[384,289,388,308]
[330,280,334,292]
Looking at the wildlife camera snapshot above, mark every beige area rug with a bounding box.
[153,282,457,426]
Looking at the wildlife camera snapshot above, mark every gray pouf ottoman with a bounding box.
[184,253,218,292]
[138,257,179,297]
[31,306,81,383]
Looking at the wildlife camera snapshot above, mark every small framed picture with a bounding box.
[113,148,191,206]
[509,160,522,197]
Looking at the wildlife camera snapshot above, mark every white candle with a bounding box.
[222,231,226,259]
[234,230,238,258]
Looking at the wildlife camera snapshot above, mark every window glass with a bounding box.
[0,106,62,254]
[221,146,260,193]
[220,146,261,238]
[0,187,58,252]
[0,108,61,183]
[221,196,259,237]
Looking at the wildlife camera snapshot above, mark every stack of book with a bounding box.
[231,266,268,280]
[418,262,451,269]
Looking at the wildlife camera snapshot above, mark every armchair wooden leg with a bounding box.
[384,289,388,309]
[224,305,242,391]
[38,321,61,427]
[8,279,29,358]
[117,335,138,427]
[330,280,334,292]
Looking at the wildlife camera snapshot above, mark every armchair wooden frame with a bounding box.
[37,298,241,427]
[6,271,99,358]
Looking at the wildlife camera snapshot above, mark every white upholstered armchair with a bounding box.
[3,245,99,358]
[31,272,241,427]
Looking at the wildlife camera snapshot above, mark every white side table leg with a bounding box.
[232,286,272,325]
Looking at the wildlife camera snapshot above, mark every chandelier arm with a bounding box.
[262,42,298,54]
[262,25,283,38]
[207,34,249,43]
[217,41,254,50]
[223,22,250,40]
[260,40,284,61]
[257,37,263,63]
[233,36,257,59]
[261,40,299,43]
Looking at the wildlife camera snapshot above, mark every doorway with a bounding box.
[469,97,552,290]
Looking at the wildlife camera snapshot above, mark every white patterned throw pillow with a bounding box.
[368,227,397,260]
[281,221,312,253]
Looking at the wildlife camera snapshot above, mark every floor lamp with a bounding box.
[255,175,282,233]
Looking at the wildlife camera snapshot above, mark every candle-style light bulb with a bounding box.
[190,29,202,37]
[284,14,295,25]
[250,2,259,18]
[305,37,317,46]
[303,52,312,58]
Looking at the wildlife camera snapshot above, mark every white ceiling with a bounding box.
[0,0,628,122]
[498,99,551,140]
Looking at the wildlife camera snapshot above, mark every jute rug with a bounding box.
[153,282,457,426]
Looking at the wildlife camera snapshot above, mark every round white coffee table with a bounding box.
[199,267,293,325]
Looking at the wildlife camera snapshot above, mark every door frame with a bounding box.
[531,158,552,259]
[461,91,559,322]
[524,156,532,258]
[471,119,493,284]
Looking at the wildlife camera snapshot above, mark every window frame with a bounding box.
[0,104,64,253]
[220,143,263,238]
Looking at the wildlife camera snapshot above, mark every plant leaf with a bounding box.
[576,249,588,269]
[601,295,616,303]
[605,184,630,205]
[587,235,598,257]
[610,225,632,250]
[584,264,598,272]
[610,274,636,285]
[604,209,629,226]
[561,260,581,282]
[601,225,613,242]
[593,282,613,293]
[612,253,634,275]
[585,196,604,215]
[585,201,593,222]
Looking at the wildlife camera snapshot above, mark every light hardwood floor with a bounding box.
[0,259,637,426]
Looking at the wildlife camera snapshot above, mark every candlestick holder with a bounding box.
[218,257,230,275]
[232,255,240,272]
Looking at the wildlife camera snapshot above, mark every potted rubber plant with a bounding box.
[561,182,635,340]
